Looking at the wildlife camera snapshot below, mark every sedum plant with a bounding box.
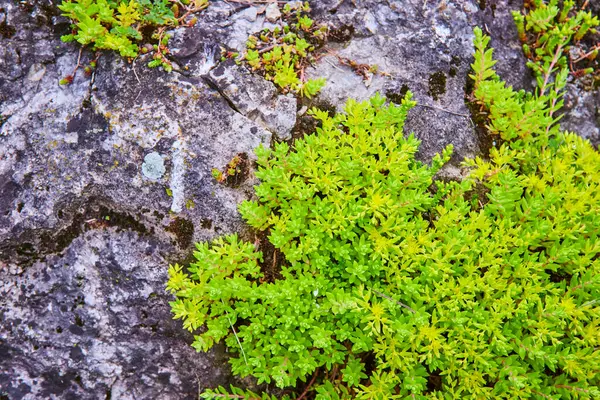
[201,385,293,400]
[167,13,600,400]
[169,92,442,393]
[58,0,208,78]
[512,0,599,87]
[234,2,327,98]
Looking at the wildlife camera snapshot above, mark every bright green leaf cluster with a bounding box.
[513,0,599,87]
[58,0,208,72]
[201,385,292,400]
[470,27,561,144]
[299,77,326,99]
[238,2,328,98]
[60,0,170,57]
[167,10,600,400]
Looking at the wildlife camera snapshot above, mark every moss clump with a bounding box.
[386,85,410,104]
[427,71,446,100]
[0,20,16,38]
[166,217,194,248]
[211,153,251,188]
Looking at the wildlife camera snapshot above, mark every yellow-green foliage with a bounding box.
[58,0,208,71]
[239,2,327,98]
[513,0,599,85]
[167,13,600,400]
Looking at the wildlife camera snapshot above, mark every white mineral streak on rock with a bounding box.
[197,45,218,75]
[169,139,187,213]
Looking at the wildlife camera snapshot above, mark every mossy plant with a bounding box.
[231,2,327,98]
[166,6,600,400]
[513,0,599,87]
[427,71,446,101]
[57,0,208,83]
[212,153,250,188]
[168,31,600,399]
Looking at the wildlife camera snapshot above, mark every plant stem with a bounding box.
[221,299,248,366]
[371,288,416,313]
[540,43,563,97]
[297,368,319,400]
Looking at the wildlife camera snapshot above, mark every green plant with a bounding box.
[211,168,224,182]
[232,2,328,98]
[58,0,208,81]
[212,154,249,187]
[167,15,600,400]
[513,0,599,88]
[201,385,292,400]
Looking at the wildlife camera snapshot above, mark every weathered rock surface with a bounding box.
[0,0,598,398]
[1,1,273,398]
[207,60,297,140]
[1,229,229,399]
[562,84,600,146]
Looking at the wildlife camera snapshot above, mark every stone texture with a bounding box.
[265,3,282,23]
[1,229,229,399]
[0,0,598,398]
[208,60,297,140]
[0,1,275,397]
[562,84,600,146]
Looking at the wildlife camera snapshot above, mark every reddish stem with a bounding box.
[297,369,319,400]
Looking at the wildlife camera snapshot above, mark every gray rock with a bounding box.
[0,229,229,399]
[0,1,275,396]
[208,60,297,140]
[562,84,600,146]
[265,3,282,22]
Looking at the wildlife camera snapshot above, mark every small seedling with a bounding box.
[230,2,328,98]
[212,155,244,184]
[211,168,224,183]
[185,199,195,209]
